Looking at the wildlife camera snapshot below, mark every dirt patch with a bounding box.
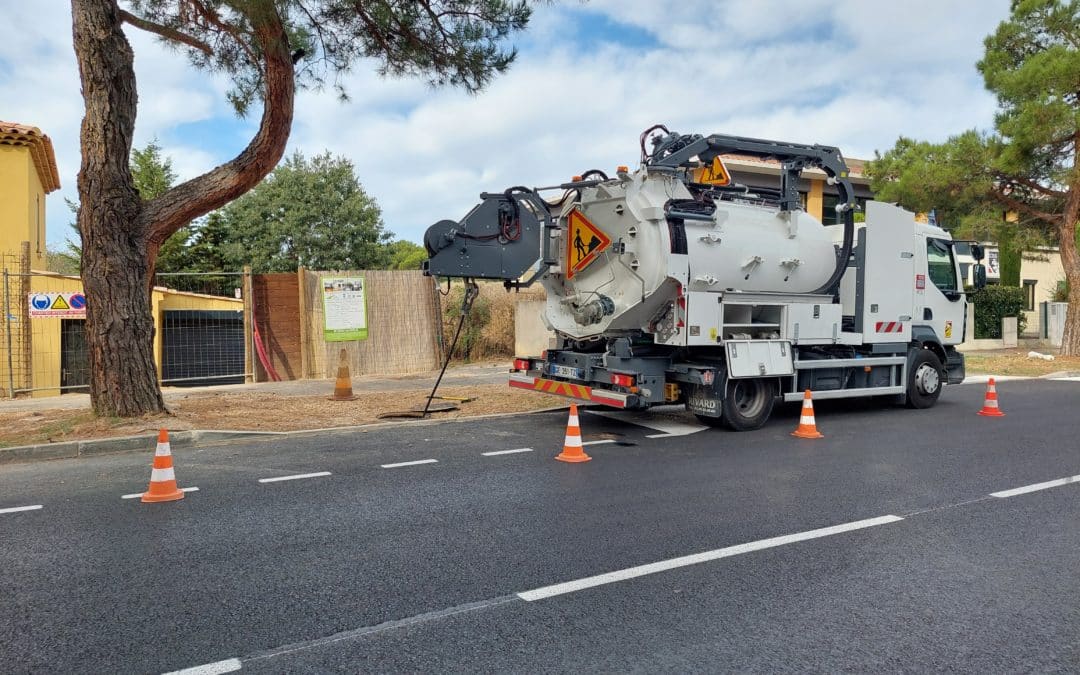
[0,384,567,448]
[964,349,1080,377]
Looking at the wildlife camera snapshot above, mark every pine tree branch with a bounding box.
[1003,175,1068,198]
[118,9,213,56]
[142,7,295,246]
[991,190,1061,225]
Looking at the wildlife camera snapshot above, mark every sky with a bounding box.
[0,0,1011,251]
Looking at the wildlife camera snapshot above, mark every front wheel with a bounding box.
[906,348,944,409]
[722,378,776,431]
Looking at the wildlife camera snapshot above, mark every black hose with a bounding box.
[422,282,479,417]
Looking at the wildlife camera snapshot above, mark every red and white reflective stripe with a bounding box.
[875,321,904,333]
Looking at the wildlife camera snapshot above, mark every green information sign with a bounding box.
[321,276,368,341]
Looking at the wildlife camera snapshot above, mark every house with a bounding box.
[0,120,245,397]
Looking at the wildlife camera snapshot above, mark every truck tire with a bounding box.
[906,348,943,409]
[722,378,775,431]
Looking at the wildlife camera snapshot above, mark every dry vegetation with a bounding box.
[964,349,1080,377]
[0,384,565,448]
[441,281,546,361]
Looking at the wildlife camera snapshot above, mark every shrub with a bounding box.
[441,281,546,361]
[969,285,1027,338]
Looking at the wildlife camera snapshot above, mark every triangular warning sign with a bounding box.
[698,156,731,186]
[50,295,70,310]
[566,208,611,280]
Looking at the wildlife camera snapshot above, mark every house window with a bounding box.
[1023,279,1037,311]
[822,194,841,225]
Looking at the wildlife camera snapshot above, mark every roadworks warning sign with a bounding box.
[28,292,87,318]
[566,208,611,279]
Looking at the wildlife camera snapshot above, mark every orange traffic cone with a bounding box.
[555,403,592,463]
[791,389,824,439]
[977,377,1006,417]
[141,429,185,503]
[329,348,357,401]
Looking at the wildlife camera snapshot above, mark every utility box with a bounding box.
[1002,316,1018,348]
[1048,302,1068,347]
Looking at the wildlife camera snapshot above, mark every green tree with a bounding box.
[196,151,390,271]
[867,0,1080,353]
[386,239,427,270]
[66,139,194,273]
[70,0,531,416]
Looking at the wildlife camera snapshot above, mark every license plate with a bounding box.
[548,364,584,380]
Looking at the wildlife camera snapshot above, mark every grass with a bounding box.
[964,349,1080,377]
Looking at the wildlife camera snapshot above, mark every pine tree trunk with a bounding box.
[72,0,165,416]
[1059,185,1080,356]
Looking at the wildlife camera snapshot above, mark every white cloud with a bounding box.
[0,1,1010,251]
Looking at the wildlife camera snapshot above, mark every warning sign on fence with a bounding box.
[28,292,87,318]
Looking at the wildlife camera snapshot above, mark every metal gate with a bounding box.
[59,319,89,392]
[160,309,246,387]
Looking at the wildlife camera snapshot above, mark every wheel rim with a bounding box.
[732,380,766,418]
[915,363,940,395]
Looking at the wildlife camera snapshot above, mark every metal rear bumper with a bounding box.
[508,373,631,408]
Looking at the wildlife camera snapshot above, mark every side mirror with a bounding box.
[973,263,987,290]
[970,244,984,262]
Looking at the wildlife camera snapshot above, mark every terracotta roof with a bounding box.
[720,153,867,180]
[0,121,61,193]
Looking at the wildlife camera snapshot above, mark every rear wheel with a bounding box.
[905,348,944,409]
[722,378,776,431]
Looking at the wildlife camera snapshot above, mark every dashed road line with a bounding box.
[0,504,43,515]
[482,448,533,456]
[517,514,904,601]
[163,657,242,674]
[381,459,438,469]
[581,439,616,446]
[122,487,199,500]
[990,474,1080,498]
[259,472,332,484]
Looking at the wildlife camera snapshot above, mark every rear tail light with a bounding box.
[513,358,531,371]
[610,373,635,387]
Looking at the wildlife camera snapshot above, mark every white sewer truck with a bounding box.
[424,128,975,430]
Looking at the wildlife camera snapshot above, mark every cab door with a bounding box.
[918,236,965,345]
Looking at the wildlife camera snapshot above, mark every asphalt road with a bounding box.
[1,378,1078,673]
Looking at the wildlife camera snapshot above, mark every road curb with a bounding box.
[0,407,571,465]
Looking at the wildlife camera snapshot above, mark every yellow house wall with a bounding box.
[152,289,243,372]
[806,179,824,221]
[0,146,33,263]
[27,274,83,397]
[20,273,243,397]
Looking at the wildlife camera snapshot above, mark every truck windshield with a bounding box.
[927,238,958,292]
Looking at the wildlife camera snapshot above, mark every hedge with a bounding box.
[968,285,1027,339]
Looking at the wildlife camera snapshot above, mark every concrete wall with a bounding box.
[514,299,554,357]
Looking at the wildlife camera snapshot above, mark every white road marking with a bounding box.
[581,439,616,446]
[259,471,332,483]
[381,459,438,469]
[0,504,43,515]
[164,657,242,674]
[961,375,1032,384]
[482,448,533,456]
[121,487,199,500]
[588,409,707,438]
[990,474,1080,498]
[517,515,904,601]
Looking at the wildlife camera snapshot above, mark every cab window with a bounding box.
[927,238,958,291]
